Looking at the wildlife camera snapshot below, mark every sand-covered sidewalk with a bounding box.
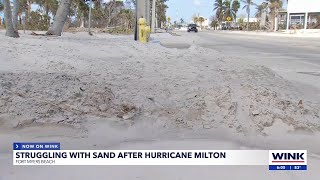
[0,30,320,179]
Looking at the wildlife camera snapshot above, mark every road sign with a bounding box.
[226,16,232,22]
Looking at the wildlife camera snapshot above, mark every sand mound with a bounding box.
[134,65,320,135]
[0,72,138,128]
[0,32,319,136]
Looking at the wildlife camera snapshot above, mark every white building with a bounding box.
[286,0,320,30]
[236,18,258,23]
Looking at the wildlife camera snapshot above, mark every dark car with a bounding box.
[187,24,198,32]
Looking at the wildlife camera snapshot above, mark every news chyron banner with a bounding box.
[13,142,307,170]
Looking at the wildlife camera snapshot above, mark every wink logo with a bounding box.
[269,150,307,165]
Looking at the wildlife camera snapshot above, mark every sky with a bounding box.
[166,0,287,23]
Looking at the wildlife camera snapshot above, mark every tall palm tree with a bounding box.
[4,0,19,37]
[46,0,72,36]
[255,2,268,18]
[223,0,234,20]
[266,0,283,30]
[193,16,199,24]
[156,0,169,28]
[12,0,20,31]
[232,0,240,22]
[213,0,224,23]
[198,16,205,28]
[180,18,184,24]
[241,0,256,31]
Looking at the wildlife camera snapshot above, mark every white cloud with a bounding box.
[193,0,201,6]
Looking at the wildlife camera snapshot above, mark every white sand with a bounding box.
[0,30,319,179]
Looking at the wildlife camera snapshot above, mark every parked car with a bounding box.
[187,24,198,32]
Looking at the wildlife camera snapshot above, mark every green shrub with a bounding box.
[27,12,51,31]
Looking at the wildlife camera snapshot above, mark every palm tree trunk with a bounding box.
[80,15,85,28]
[12,0,19,31]
[45,0,49,15]
[4,0,19,37]
[27,0,32,22]
[247,8,250,31]
[46,0,72,36]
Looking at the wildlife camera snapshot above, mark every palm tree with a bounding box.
[0,2,4,11]
[180,18,184,24]
[231,0,240,22]
[193,16,199,24]
[210,15,219,30]
[241,0,256,31]
[156,0,169,28]
[13,0,20,31]
[266,0,283,31]
[46,0,72,36]
[213,0,224,23]
[4,0,19,37]
[223,0,235,21]
[255,4,263,18]
[198,16,205,28]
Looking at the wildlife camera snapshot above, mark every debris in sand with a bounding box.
[298,100,304,109]
[252,110,260,116]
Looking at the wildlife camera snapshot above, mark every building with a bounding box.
[236,18,258,23]
[191,16,210,29]
[286,0,320,30]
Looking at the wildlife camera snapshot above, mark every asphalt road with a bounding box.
[182,31,320,102]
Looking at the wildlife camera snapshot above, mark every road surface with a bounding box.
[185,31,320,102]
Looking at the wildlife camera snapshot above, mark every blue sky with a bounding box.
[166,0,287,22]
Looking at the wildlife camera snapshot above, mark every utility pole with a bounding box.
[88,0,93,35]
[134,0,138,40]
[151,0,156,32]
[146,0,150,25]
[135,0,146,40]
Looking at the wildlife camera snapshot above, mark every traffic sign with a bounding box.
[226,16,232,22]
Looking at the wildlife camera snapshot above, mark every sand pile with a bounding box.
[0,31,319,136]
[136,66,320,135]
[0,72,138,128]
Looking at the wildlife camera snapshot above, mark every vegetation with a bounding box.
[210,15,219,30]
[231,0,240,21]
[213,0,224,22]
[29,12,51,30]
[198,16,205,28]
[0,2,4,11]
[266,0,283,30]
[193,16,199,24]
[213,0,240,23]
[240,0,256,31]
[156,0,169,28]
[180,18,185,24]
[1,0,169,37]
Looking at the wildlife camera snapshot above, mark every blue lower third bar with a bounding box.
[13,143,60,150]
[269,165,307,171]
